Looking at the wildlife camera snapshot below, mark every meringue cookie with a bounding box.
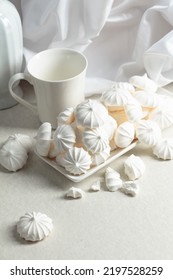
[105,167,122,191]
[48,140,58,158]
[91,146,111,166]
[0,136,28,172]
[129,73,158,92]
[148,97,173,130]
[121,181,139,196]
[82,127,109,153]
[136,120,162,146]
[124,99,143,122]
[14,134,34,152]
[90,180,101,191]
[66,187,84,199]
[63,147,92,175]
[75,99,108,129]
[57,107,75,125]
[112,82,135,93]
[53,124,76,153]
[17,212,53,242]
[114,121,135,148]
[152,138,173,160]
[102,115,117,140]
[36,139,52,157]
[124,154,145,180]
[36,122,52,140]
[109,137,118,151]
[101,86,132,111]
[55,152,66,167]
[133,90,160,108]
[35,122,52,157]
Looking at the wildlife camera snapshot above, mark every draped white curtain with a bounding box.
[11,0,173,91]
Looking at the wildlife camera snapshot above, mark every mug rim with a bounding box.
[27,48,88,83]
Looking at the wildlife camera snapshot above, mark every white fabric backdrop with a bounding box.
[11,0,173,90]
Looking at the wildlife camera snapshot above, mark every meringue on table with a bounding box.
[0,135,28,172]
[124,154,145,180]
[120,181,139,197]
[66,187,84,199]
[17,212,53,242]
[105,167,122,192]
[152,138,173,160]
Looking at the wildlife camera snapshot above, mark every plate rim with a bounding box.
[35,140,138,182]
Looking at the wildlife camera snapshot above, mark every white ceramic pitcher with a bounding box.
[0,0,23,109]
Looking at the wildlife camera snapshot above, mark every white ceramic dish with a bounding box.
[35,140,138,182]
[34,86,173,182]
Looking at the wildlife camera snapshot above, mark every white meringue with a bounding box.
[103,115,117,140]
[114,121,135,148]
[112,82,135,93]
[124,99,143,122]
[152,138,173,160]
[0,136,28,172]
[90,180,101,191]
[66,187,84,199]
[35,122,52,157]
[63,147,92,175]
[124,154,145,180]
[148,98,173,130]
[109,137,118,151]
[129,73,158,92]
[53,124,76,153]
[121,181,139,196]
[101,86,132,110]
[105,167,122,191]
[48,140,58,159]
[91,146,111,166]
[75,99,108,129]
[17,212,53,242]
[14,134,34,152]
[55,152,66,167]
[134,90,160,108]
[82,127,109,153]
[36,139,52,157]
[57,107,75,125]
[36,122,52,140]
[136,120,162,146]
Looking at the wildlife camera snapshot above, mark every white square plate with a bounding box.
[35,140,137,182]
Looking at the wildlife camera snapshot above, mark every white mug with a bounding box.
[9,48,88,128]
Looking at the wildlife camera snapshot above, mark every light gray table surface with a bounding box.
[0,82,173,260]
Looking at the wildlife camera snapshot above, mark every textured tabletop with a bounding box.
[0,82,173,260]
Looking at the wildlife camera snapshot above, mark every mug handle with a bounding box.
[8,73,37,114]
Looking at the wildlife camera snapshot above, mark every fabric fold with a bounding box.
[11,0,173,92]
